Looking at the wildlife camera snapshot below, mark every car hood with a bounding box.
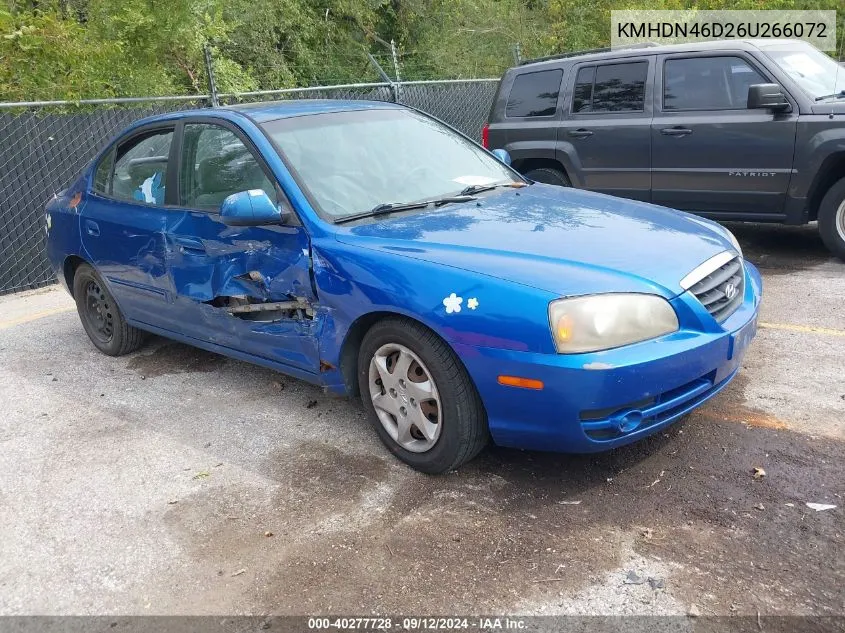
[810,102,845,115]
[334,184,734,298]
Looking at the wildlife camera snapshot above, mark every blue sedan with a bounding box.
[45,100,761,473]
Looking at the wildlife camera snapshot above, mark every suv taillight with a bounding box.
[481,123,490,149]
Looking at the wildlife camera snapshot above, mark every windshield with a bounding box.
[759,40,845,100]
[261,108,519,221]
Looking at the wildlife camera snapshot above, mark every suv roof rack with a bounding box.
[519,42,660,66]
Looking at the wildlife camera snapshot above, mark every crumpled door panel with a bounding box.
[168,214,313,303]
[165,211,320,373]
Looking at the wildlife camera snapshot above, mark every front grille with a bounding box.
[689,256,744,322]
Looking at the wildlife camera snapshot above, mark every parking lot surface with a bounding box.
[0,223,843,616]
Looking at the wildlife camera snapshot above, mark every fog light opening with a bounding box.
[615,410,644,434]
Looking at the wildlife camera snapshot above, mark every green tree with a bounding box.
[1,0,842,102]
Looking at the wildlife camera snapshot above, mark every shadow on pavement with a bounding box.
[723,221,835,273]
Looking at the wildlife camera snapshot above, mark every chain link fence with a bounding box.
[0,79,498,295]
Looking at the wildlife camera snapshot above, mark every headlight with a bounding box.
[725,229,742,257]
[549,294,679,353]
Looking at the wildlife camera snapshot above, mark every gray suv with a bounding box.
[485,39,845,260]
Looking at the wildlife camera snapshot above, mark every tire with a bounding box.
[523,166,571,187]
[818,176,845,262]
[357,317,488,474]
[72,263,146,356]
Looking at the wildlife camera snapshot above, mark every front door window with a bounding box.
[179,124,276,211]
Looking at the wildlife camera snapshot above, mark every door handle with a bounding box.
[660,127,693,137]
[84,220,100,237]
[173,237,206,253]
[568,128,594,138]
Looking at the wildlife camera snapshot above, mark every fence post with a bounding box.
[390,40,404,102]
[512,42,522,65]
[390,40,401,82]
[367,53,399,103]
[204,44,220,107]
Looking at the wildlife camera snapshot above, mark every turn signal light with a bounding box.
[498,375,544,390]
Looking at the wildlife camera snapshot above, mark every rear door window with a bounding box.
[572,67,595,113]
[572,62,648,113]
[92,148,114,195]
[111,129,174,205]
[506,69,563,117]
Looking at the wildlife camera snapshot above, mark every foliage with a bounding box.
[1,0,842,102]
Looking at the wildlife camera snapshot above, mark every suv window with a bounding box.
[572,62,648,113]
[572,67,595,113]
[506,69,563,117]
[664,56,767,111]
[93,148,114,195]
[180,123,276,210]
[111,129,173,205]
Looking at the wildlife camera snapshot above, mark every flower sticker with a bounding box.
[467,297,479,310]
[443,293,463,314]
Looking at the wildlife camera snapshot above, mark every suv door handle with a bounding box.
[84,220,100,237]
[660,127,693,137]
[568,128,594,138]
[173,237,206,253]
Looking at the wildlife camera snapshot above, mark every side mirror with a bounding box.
[220,190,287,226]
[492,148,512,166]
[747,84,790,112]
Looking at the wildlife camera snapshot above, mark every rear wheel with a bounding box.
[358,317,488,474]
[523,166,571,187]
[72,263,146,356]
[818,176,845,262]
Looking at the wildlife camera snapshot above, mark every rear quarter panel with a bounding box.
[45,174,88,292]
[488,64,572,170]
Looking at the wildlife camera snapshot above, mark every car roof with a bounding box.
[517,38,804,70]
[121,99,403,134]
[224,98,403,123]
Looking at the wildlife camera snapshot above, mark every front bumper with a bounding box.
[454,262,762,453]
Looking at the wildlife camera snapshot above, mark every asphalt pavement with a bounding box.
[0,222,842,617]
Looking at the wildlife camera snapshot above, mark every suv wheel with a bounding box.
[523,167,571,187]
[818,176,845,261]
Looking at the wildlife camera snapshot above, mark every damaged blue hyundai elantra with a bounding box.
[45,100,761,473]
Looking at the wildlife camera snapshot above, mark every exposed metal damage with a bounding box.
[204,294,315,322]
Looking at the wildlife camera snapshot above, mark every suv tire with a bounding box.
[817,176,845,262]
[523,167,571,187]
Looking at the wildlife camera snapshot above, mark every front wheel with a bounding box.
[818,176,845,262]
[357,318,488,474]
[72,263,147,356]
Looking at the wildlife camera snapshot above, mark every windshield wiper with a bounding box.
[334,195,476,225]
[814,90,845,102]
[458,181,527,196]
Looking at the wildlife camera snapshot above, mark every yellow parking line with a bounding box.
[759,321,845,337]
[0,306,75,330]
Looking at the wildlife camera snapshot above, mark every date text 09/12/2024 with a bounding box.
[307,617,528,630]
